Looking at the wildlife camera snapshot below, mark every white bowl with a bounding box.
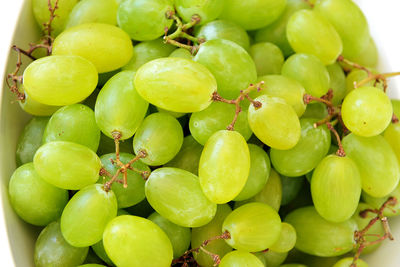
[0,1,400,266]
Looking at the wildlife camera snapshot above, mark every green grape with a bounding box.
[286,10,343,65]
[333,257,368,267]
[145,167,217,227]
[66,0,118,28]
[196,20,250,50]
[133,112,183,166]
[384,122,400,165]
[234,144,271,201]
[199,130,250,203]
[348,37,378,68]
[61,184,117,247]
[249,43,284,76]
[281,53,330,97]
[219,251,264,267]
[78,264,106,267]
[156,106,186,118]
[248,95,301,150]
[341,86,392,137]
[43,104,100,152]
[53,23,133,73]
[280,265,308,267]
[135,57,216,112]
[34,141,102,190]
[270,222,297,253]
[175,0,224,25]
[16,116,48,166]
[82,249,105,265]
[219,0,287,30]
[222,202,282,252]
[164,135,203,175]
[193,39,257,99]
[148,212,191,258]
[343,134,399,198]
[99,153,150,208]
[34,221,89,267]
[23,55,98,106]
[270,118,331,177]
[169,48,193,59]
[97,133,133,155]
[301,102,328,120]
[95,71,149,140]
[362,183,400,217]
[255,0,311,57]
[189,102,252,145]
[392,99,400,118]
[9,163,68,226]
[32,0,78,36]
[191,204,233,267]
[311,155,361,223]
[285,206,357,257]
[19,92,61,116]
[314,0,369,60]
[92,241,114,266]
[345,69,378,94]
[281,176,304,206]
[123,38,176,71]
[327,63,346,105]
[117,0,173,41]
[125,198,155,218]
[255,250,288,267]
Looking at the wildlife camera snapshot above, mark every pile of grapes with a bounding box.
[7,0,400,266]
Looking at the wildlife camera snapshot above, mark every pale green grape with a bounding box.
[250,42,284,76]
[135,57,216,112]
[148,212,191,258]
[145,167,217,227]
[34,141,102,190]
[164,135,203,175]
[222,202,282,252]
[341,86,392,137]
[19,92,61,116]
[384,122,400,165]
[117,0,173,41]
[95,71,149,140]
[99,153,150,208]
[43,104,100,152]
[16,117,48,166]
[219,251,264,267]
[348,37,378,68]
[345,69,378,94]
[189,102,252,145]
[270,118,331,177]
[219,0,287,30]
[53,23,133,73]
[281,176,304,206]
[103,215,173,267]
[23,55,98,106]
[123,38,176,71]
[156,106,186,118]
[362,183,400,217]
[61,184,117,247]
[199,130,250,203]
[193,39,257,99]
[175,0,224,25]
[169,48,193,59]
[234,144,271,201]
[66,0,118,28]
[286,10,343,65]
[9,163,68,226]
[285,206,357,257]
[301,102,328,120]
[191,204,233,267]
[248,95,301,150]
[34,221,88,267]
[196,19,250,50]
[311,155,361,222]
[91,241,114,266]
[392,99,400,117]
[333,257,369,267]
[133,112,183,166]
[255,250,288,267]
[281,53,330,97]
[270,222,297,253]
[327,63,346,105]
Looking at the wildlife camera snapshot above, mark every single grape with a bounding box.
[175,0,224,25]
[362,183,400,218]
[301,102,328,120]
[219,250,264,267]
[327,62,347,105]
[124,198,155,218]
[392,99,400,117]
[250,42,284,76]
[156,106,186,118]
[333,257,369,267]
[169,48,193,59]
[270,222,297,253]
[19,92,61,116]
[254,250,288,267]
[347,37,378,68]
[384,122,400,165]
[281,176,304,206]
[91,241,114,266]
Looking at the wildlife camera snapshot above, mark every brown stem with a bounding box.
[313,112,339,128]
[303,93,334,109]
[337,55,372,76]
[356,72,400,93]
[326,122,346,157]
[392,113,399,124]
[303,0,314,8]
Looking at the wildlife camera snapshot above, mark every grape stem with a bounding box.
[303,0,315,8]
[212,81,264,131]
[392,113,399,124]
[337,55,372,76]
[355,72,400,93]
[326,122,346,157]
[351,197,397,267]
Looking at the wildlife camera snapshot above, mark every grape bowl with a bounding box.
[1,0,400,266]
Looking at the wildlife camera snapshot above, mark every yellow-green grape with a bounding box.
[53,23,133,73]
[384,122,400,165]
[219,251,264,267]
[91,240,114,266]
[32,0,78,36]
[341,86,392,137]
[333,257,369,267]
[222,202,282,252]
[348,37,378,68]
[392,99,400,117]
[301,102,328,120]
[345,69,378,94]
[270,222,297,253]
[103,215,173,267]
[169,48,193,60]
[199,130,250,203]
[311,155,361,223]
[19,92,61,116]
[145,167,217,227]
[248,95,301,150]
[175,0,224,25]
[285,206,357,257]
[342,134,399,198]
[255,250,288,267]
[191,204,233,267]
[156,106,186,118]
[281,176,304,206]
[33,141,102,190]
[135,57,216,113]
[61,184,118,247]
[286,10,343,65]
[362,183,400,218]
[23,55,98,106]
[250,42,284,76]
[327,62,346,105]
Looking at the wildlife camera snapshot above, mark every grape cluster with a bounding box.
[8,0,400,266]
